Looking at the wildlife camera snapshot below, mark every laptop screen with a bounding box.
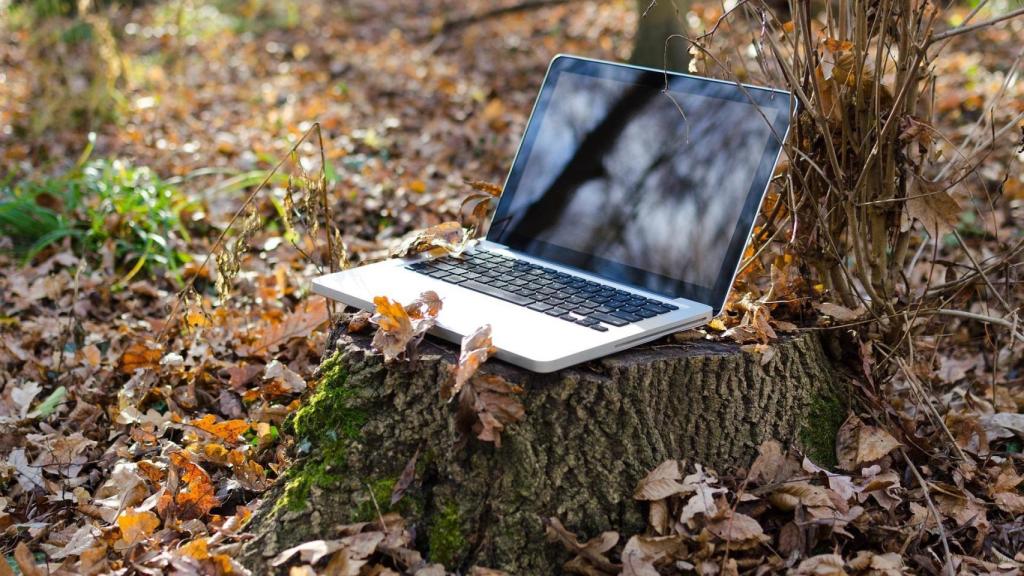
[486,56,793,313]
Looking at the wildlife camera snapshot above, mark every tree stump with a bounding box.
[241,326,848,574]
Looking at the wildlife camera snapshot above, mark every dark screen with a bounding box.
[487,58,791,310]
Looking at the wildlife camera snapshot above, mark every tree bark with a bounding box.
[631,0,690,73]
[241,327,846,574]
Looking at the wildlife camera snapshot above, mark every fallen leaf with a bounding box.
[253,297,329,355]
[14,542,44,576]
[705,511,766,545]
[370,292,441,362]
[836,416,900,470]
[117,508,160,545]
[193,414,250,444]
[119,342,164,374]
[634,460,686,500]
[456,374,525,447]
[447,324,497,399]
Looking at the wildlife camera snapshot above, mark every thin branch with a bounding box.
[928,6,1024,45]
[933,308,1024,341]
[901,450,955,576]
[439,0,576,33]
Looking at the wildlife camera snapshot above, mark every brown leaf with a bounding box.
[159,451,219,520]
[252,297,330,355]
[905,176,960,239]
[748,440,785,484]
[464,179,503,197]
[768,482,835,511]
[456,374,525,447]
[705,511,766,545]
[447,324,496,399]
[391,221,469,258]
[544,517,621,574]
[370,292,441,362]
[119,342,164,374]
[13,542,43,576]
[793,553,845,575]
[390,449,420,506]
[634,460,685,500]
[815,302,863,322]
[836,416,900,470]
[993,491,1024,514]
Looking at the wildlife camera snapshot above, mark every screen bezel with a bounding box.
[486,54,794,315]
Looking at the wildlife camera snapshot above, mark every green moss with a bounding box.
[427,502,466,567]
[352,476,398,522]
[274,352,365,512]
[292,352,366,445]
[799,387,848,467]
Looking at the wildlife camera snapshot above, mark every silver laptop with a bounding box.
[313,54,794,373]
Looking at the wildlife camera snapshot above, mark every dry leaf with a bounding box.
[370,292,441,362]
[119,342,164,374]
[253,297,329,355]
[193,414,250,444]
[391,221,470,258]
[447,324,496,400]
[634,460,686,500]
[836,416,900,470]
[456,374,524,447]
[705,511,766,545]
[117,508,160,545]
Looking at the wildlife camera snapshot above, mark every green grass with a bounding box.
[0,152,194,281]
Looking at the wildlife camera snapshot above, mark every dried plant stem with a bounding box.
[159,122,325,343]
[929,6,1024,45]
[933,309,1024,341]
[901,449,955,576]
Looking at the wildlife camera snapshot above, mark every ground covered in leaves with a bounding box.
[1,0,1023,574]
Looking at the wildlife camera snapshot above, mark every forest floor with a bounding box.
[1,0,1023,574]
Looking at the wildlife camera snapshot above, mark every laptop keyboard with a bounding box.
[405,251,678,331]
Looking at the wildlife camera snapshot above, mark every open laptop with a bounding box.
[313,54,794,373]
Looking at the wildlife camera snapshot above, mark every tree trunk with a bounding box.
[631,0,690,73]
[240,327,847,574]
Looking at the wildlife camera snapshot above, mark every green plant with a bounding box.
[6,0,126,135]
[0,155,194,281]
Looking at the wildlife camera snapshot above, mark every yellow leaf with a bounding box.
[180,537,210,560]
[117,508,160,545]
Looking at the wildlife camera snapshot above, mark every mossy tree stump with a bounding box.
[241,327,847,574]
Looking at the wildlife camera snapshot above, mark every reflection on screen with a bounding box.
[489,71,779,293]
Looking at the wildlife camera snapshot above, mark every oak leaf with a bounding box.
[252,297,329,356]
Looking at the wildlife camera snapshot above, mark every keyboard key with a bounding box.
[575,317,598,327]
[642,305,670,315]
[545,307,568,316]
[635,308,658,319]
[528,302,553,312]
[461,280,534,306]
[589,324,609,332]
[611,311,642,323]
[589,312,629,327]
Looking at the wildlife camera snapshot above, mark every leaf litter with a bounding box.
[1,0,1023,574]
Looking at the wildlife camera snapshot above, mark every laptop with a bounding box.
[313,54,794,373]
